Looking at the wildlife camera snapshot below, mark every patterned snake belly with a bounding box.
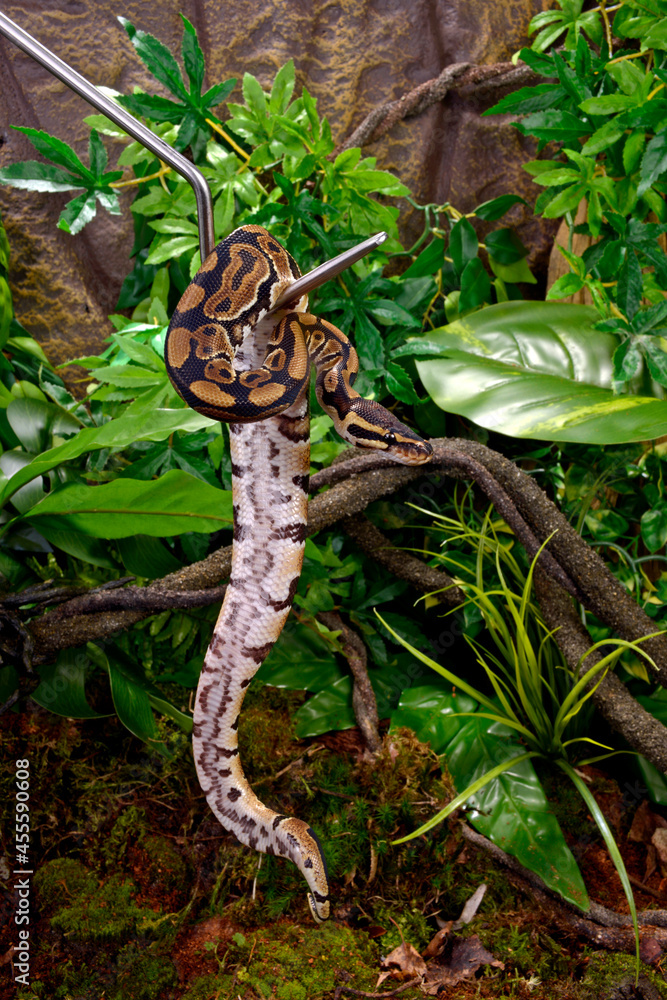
[165,224,432,921]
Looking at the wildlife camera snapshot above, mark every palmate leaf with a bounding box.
[12,126,93,179]
[119,16,188,101]
[0,127,122,234]
[0,161,83,193]
[180,13,205,97]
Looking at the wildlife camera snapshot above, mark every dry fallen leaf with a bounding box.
[629,800,667,844]
[377,941,427,987]
[423,934,504,994]
[652,828,667,877]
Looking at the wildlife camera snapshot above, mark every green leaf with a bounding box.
[459,258,491,312]
[612,338,642,383]
[402,238,445,277]
[13,126,93,179]
[32,650,111,719]
[256,621,343,692]
[449,217,478,276]
[269,60,296,114]
[390,685,478,753]
[516,110,592,143]
[638,131,667,197]
[0,161,83,193]
[118,16,188,101]
[57,191,98,235]
[24,470,233,538]
[484,229,528,265]
[547,273,585,299]
[242,72,268,116]
[202,79,237,110]
[88,129,107,177]
[474,195,529,221]
[579,94,638,115]
[117,534,183,577]
[0,408,217,509]
[482,84,562,117]
[108,658,163,747]
[180,15,205,97]
[384,362,419,404]
[616,251,643,320]
[145,235,199,265]
[294,676,356,738]
[641,500,667,553]
[446,717,589,909]
[415,301,667,443]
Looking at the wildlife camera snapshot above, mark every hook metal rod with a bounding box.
[271,231,388,313]
[0,10,215,261]
[0,12,389,295]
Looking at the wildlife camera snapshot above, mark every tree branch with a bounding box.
[334,61,538,153]
[340,514,464,606]
[7,436,667,776]
[318,610,381,754]
[534,568,667,774]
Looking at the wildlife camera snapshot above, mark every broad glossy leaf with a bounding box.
[32,650,110,719]
[415,302,667,443]
[24,469,233,537]
[34,526,116,567]
[0,408,217,508]
[447,717,589,909]
[449,217,478,277]
[390,685,478,752]
[6,398,80,452]
[117,534,183,577]
[256,621,343,692]
[108,659,162,746]
[294,676,356,738]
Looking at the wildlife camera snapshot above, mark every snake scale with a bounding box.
[165,224,432,921]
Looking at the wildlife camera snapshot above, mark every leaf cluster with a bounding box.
[486,0,667,392]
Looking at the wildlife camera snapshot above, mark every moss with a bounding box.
[34,858,160,941]
[183,921,380,1000]
[139,834,187,889]
[112,945,177,1000]
[370,904,433,953]
[577,951,667,999]
[33,857,97,904]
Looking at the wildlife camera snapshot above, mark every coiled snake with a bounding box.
[165,224,432,921]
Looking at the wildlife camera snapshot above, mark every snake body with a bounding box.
[165,224,432,921]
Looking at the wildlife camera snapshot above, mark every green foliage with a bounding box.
[2,16,667,945]
[484,0,667,397]
[382,506,654,968]
[0,127,123,234]
[402,301,667,443]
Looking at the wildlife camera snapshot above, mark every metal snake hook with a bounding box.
[0,11,387,292]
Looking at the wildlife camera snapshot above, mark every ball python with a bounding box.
[165,224,432,921]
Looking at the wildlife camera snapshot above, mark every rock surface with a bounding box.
[0,0,551,365]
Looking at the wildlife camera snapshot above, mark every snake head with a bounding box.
[345,398,433,466]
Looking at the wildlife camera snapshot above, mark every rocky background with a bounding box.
[0,0,551,365]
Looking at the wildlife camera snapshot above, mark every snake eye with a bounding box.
[383,431,397,445]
